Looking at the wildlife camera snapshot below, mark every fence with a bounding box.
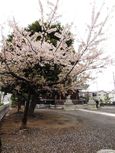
[0,104,9,121]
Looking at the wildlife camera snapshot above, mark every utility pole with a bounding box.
[110,59,115,91]
[113,72,115,91]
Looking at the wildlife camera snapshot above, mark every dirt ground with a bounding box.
[1,108,81,131]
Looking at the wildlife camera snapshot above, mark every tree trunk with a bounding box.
[28,101,36,116]
[20,92,31,129]
[17,101,21,112]
[75,90,79,104]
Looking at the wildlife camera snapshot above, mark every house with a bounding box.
[108,90,115,103]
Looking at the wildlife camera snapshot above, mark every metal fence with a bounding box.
[0,104,9,121]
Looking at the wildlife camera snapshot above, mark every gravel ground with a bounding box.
[1,109,115,153]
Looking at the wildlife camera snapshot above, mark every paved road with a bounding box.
[65,109,115,126]
[99,106,115,114]
[60,109,115,153]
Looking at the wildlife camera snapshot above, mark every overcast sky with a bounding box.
[0,0,115,91]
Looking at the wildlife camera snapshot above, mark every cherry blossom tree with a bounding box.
[0,0,110,128]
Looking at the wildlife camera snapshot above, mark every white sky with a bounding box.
[0,0,115,91]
